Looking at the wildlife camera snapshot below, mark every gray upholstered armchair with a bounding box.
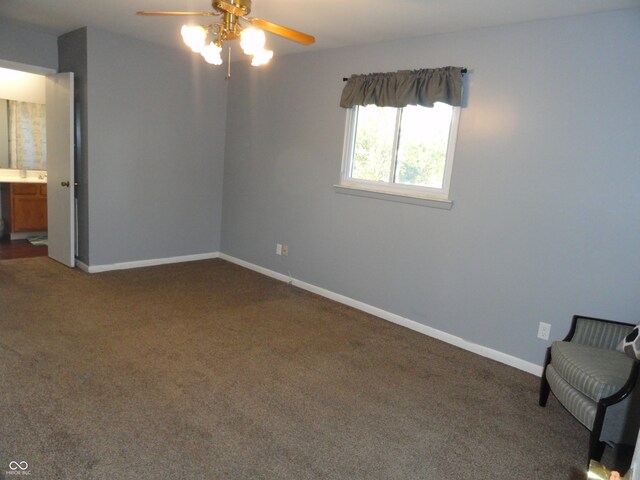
[539,315,640,462]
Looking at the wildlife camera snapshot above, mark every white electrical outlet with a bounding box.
[281,245,289,256]
[276,243,282,256]
[538,322,551,340]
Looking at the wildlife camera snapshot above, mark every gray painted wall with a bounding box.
[1,22,229,269]
[221,9,640,366]
[81,28,228,266]
[0,22,58,71]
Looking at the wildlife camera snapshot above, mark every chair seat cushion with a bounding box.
[551,341,634,402]
[546,364,596,429]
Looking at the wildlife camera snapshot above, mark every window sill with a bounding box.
[333,184,453,210]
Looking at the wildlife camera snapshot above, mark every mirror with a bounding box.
[0,98,47,171]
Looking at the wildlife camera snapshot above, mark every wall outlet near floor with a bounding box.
[537,322,551,340]
[276,243,282,256]
[281,244,288,256]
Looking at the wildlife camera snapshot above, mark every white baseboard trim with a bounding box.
[219,253,544,377]
[75,252,220,274]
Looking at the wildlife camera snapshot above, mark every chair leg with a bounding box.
[589,430,606,462]
[539,347,552,407]
[589,402,608,463]
[539,375,550,407]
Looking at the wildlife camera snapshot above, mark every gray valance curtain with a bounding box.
[340,66,465,109]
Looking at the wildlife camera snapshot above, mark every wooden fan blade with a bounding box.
[136,11,216,17]
[248,18,315,45]
[214,0,248,17]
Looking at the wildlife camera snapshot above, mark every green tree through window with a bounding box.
[347,103,455,193]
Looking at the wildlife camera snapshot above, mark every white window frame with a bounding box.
[338,104,461,204]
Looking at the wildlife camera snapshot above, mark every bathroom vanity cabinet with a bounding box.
[1,182,48,234]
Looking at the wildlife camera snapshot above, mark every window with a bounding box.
[340,102,460,202]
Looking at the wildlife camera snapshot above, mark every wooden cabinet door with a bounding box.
[12,197,48,231]
[10,183,48,232]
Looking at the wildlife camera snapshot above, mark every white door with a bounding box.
[45,72,75,267]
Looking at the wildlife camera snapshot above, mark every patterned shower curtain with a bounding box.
[8,100,46,170]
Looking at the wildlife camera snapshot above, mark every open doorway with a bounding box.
[0,62,75,266]
[0,67,49,260]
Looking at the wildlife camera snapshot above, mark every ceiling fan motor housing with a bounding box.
[213,0,252,16]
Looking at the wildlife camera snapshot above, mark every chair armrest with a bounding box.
[565,315,634,350]
[600,360,640,407]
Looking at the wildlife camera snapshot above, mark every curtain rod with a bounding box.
[342,68,467,81]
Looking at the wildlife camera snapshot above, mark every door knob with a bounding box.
[61,181,70,187]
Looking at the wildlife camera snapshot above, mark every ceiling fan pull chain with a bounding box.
[226,47,232,79]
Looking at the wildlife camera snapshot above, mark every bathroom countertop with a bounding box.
[0,169,47,184]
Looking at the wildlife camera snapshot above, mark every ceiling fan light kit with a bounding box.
[200,41,223,65]
[180,25,207,53]
[137,0,315,70]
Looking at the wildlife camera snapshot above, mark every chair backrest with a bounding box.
[572,317,634,350]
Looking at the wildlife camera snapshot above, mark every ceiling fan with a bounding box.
[137,0,315,68]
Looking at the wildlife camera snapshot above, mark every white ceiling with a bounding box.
[1,0,638,56]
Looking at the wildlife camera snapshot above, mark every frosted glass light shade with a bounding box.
[181,25,207,53]
[201,42,223,65]
[240,28,266,55]
[251,49,273,66]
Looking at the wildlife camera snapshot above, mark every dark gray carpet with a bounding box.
[0,257,599,479]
